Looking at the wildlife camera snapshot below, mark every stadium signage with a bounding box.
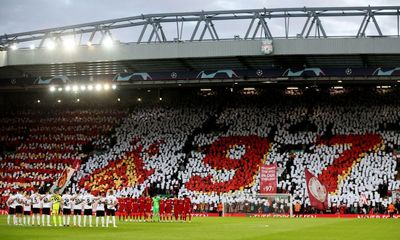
[260,163,277,194]
[3,67,400,88]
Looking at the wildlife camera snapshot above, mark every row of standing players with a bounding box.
[6,188,118,227]
[6,188,192,227]
[117,196,192,222]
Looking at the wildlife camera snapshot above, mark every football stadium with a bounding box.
[0,2,399,240]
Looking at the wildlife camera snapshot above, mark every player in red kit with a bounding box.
[173,197,179,221]
[183,196,192,222]
[159,198,165,222]
[165,198,173,222]
[126,197,133,221]
[132,198,139,222]
[139,196,146,222]
[178,198,185,221]
[145,197,152,221]
[118,198,127,221]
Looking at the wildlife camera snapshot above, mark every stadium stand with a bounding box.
[75,105,210,198]
[0,108,127,197]
[0,89,400,214]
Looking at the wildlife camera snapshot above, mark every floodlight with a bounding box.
[63,39,76,50]
[46,40,56,50]
[95,84,102,91]
[102,36,113,47]
[10,44,18,50]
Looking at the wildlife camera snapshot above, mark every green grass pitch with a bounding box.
[0,216,398,240]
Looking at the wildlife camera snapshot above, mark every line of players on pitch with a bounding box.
[117,195,192,222]
[7,188,118,227]
[6,187,192,228]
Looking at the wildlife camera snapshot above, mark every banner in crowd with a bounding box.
[260,163,277,194]
[305,168,328,210]
[360,193,369,205]
[50,167,75,194]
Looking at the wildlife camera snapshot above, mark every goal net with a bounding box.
[223,193,293,217]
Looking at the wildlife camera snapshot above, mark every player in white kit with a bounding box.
[95,192,106,227]
[14,188,24,225]
[22,192,32,226]
[62,191,73,227]
[82,191,94,227]
[6,192,16,225]
[41,191,53,226]
[72,191,83,227]
[106,190,118,228]
[31,191,42,226]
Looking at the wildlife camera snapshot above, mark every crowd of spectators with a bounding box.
[0,108,127,197]
[0,91,399,214]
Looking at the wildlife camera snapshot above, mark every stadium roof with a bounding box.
[0,6,400,85]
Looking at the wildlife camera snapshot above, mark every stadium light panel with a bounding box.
[29,44,35,50]
[287,87,299,90]
[102,36,113,47]
[80,85,86,91]
[63,39,76,50]
[111,84,117,90]
[57,99,61,103]
[104,84,110,90]
[159,97,163,101]
[49,86,56,92]
[377,86,391,89]
[338,80,343,83]
[87,41,92,47]
[10,44,18,50]
[46,40,56,50]
[87,85,94,91]
[76,98,80,102]
[263,80,276,84]
[57,87,63,92]
[72,85,78,92]
[37,100,41,103]
[65,85,71,92]
[117,98,121,102]
[95,84,102,91]
[137,98,142,102]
